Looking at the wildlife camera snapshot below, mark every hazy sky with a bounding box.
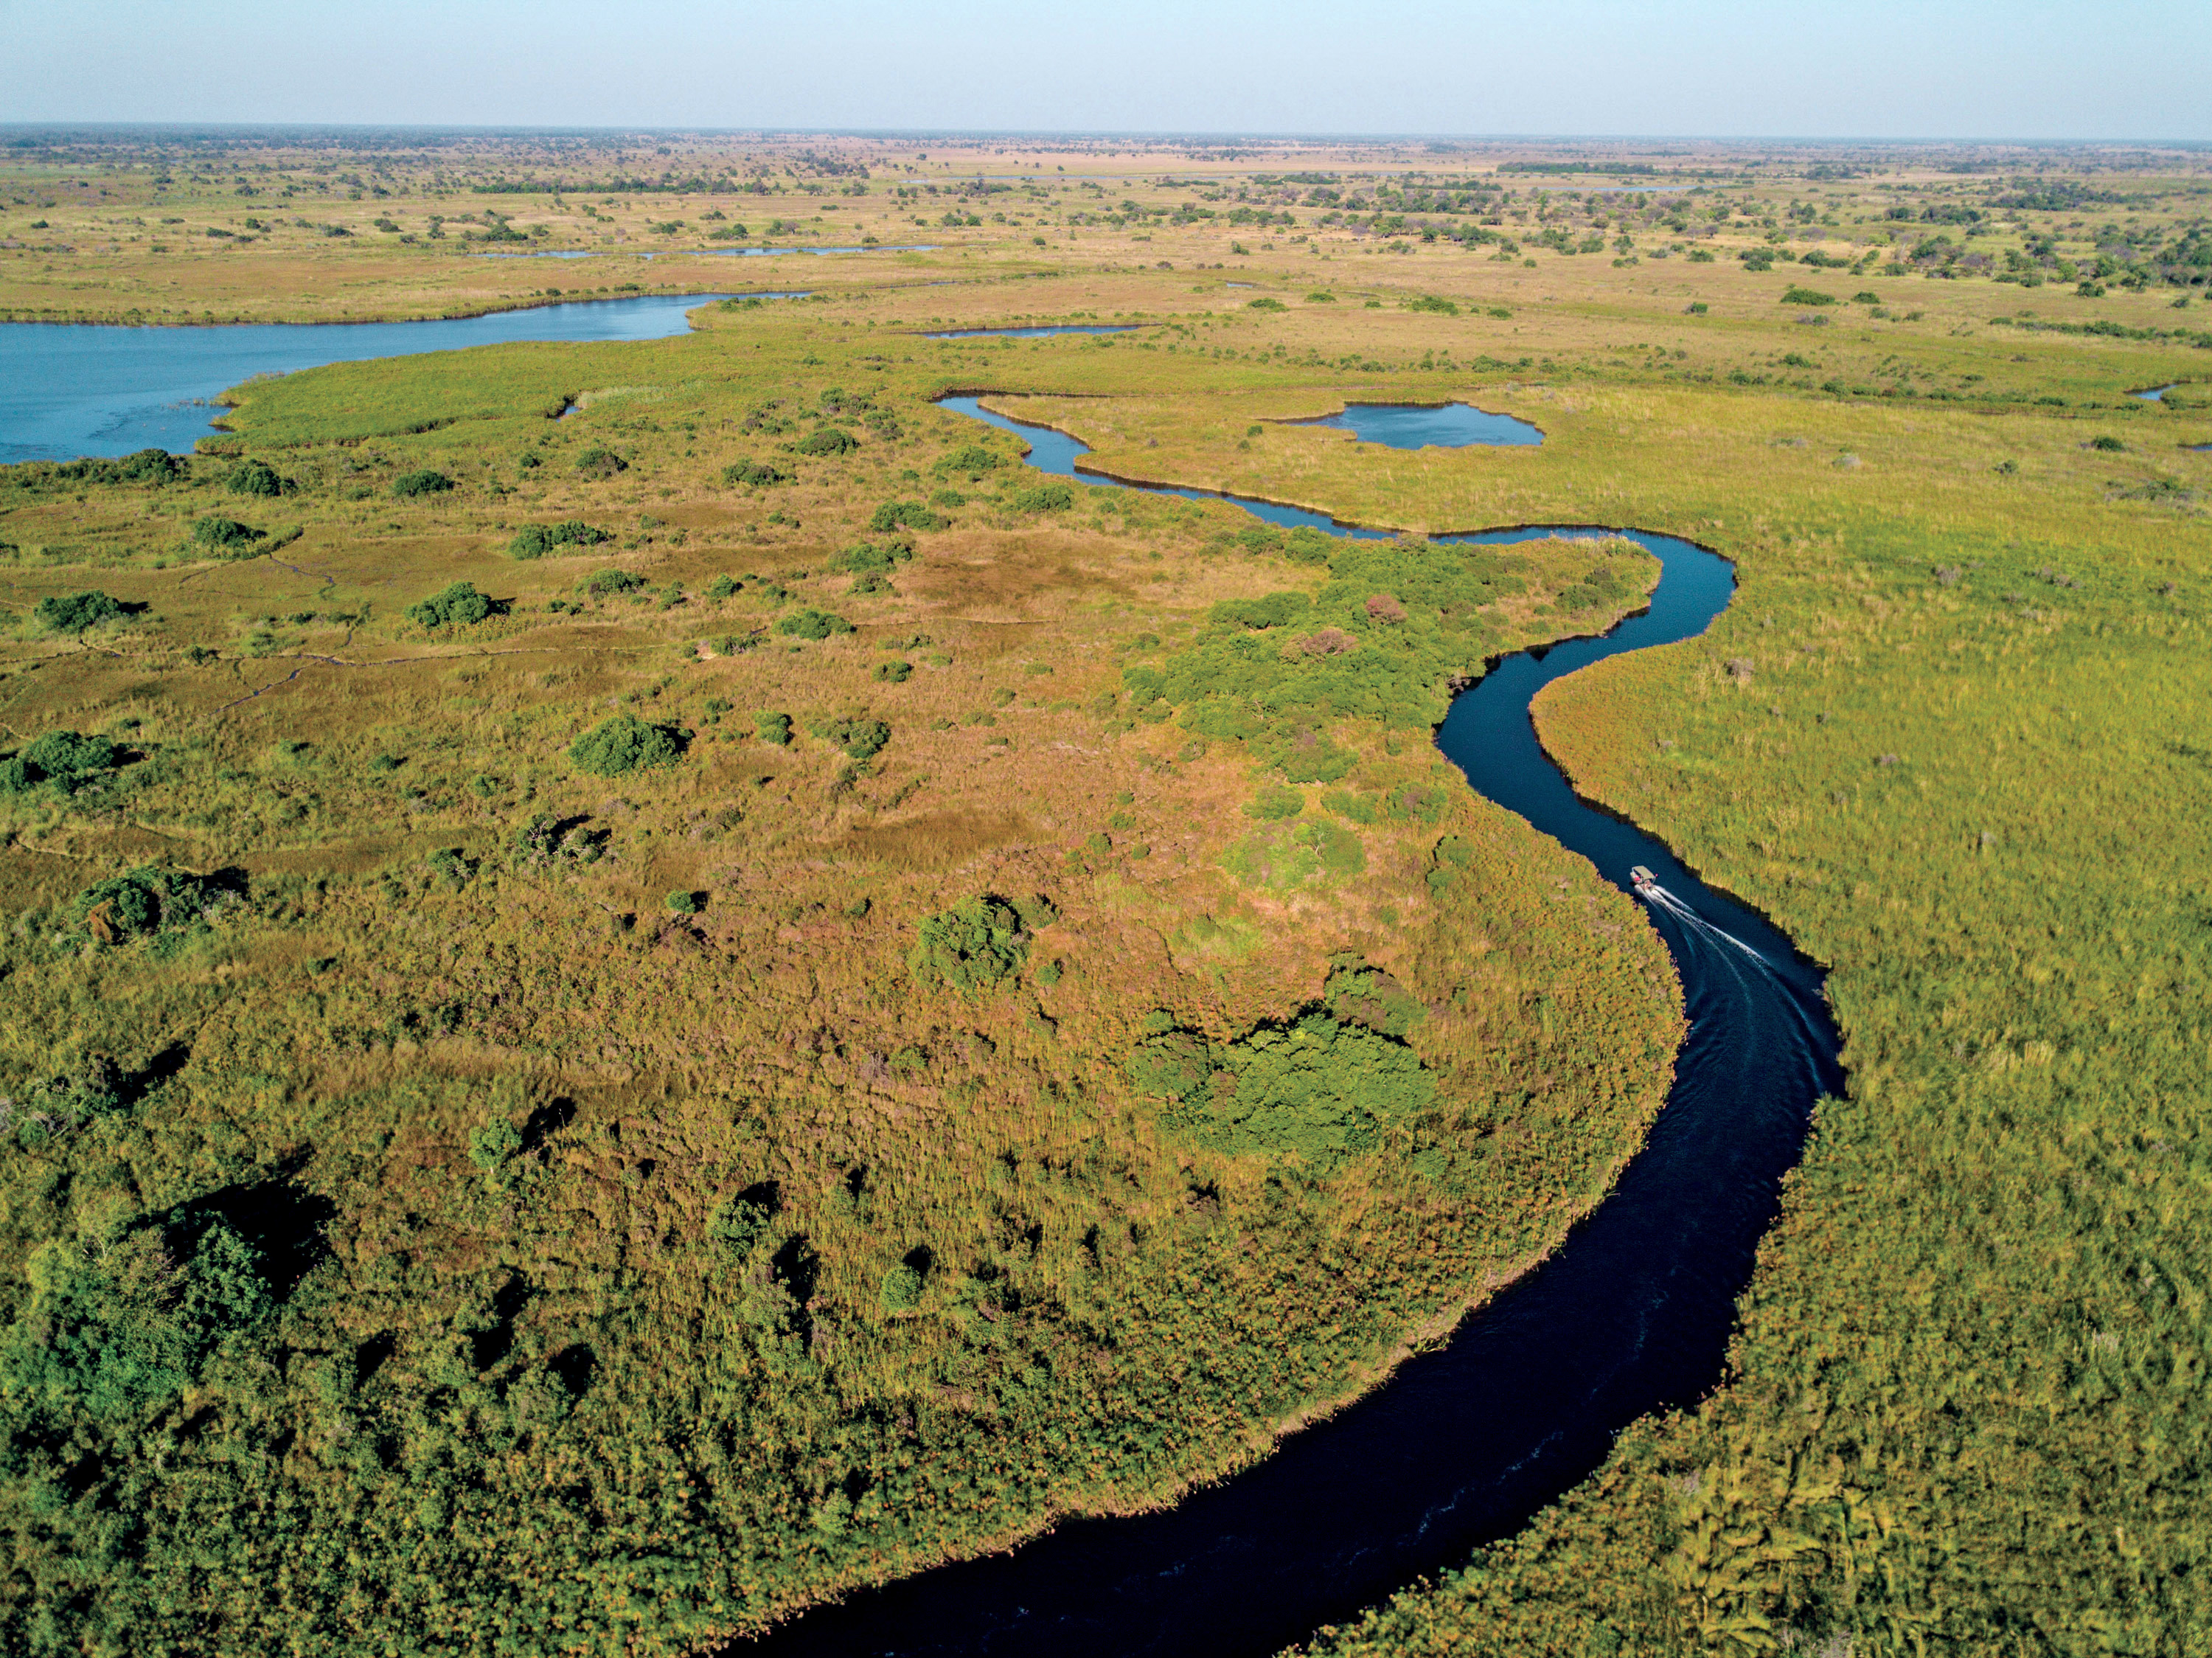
[1,0,2206,140]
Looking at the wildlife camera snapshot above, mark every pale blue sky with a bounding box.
[1,0,2205,139]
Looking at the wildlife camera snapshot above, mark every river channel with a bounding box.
[735,398,1846,1656]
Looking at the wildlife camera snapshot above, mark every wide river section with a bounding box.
[0,293,744,465]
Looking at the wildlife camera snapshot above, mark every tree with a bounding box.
[568,713,685,777]
[796,426,858,457]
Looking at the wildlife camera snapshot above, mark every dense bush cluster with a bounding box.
[226,458,293,497]
[32,589,122,633]
[775,608,854,640]
[908,895,1032,991]
[722,458,792,487]
[509,520,611,559]
[404,581,495,629]
[567,713,686,777]
[796,426,858,457]
[389,468,455,499]
[2,729,121,796]
[1125,991,1435,1173]
[190,516,265,551]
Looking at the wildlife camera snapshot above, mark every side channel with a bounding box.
[741,398,1846,1658]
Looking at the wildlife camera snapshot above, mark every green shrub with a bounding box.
[73,864,218,944]
[879,1263,925,1311]
[583,568,643,597]
[190,516,265,551]
[1247,295,1288,312]
[1306,291,1338,302]
[666,889,703,915]
[33,590,123,633]
[568,713,685,777]
[874,659,913,683]
[810,717,890,759]
[910,895,1029,991]
[1852,290,1883,304]
[574,447,627,479]
[391,469,455,498]
[1781,285,1837,306]
[1009,482,1074,513]
[1248,783,1305,820]
[832,539,915,574]
[1408,294,1459,314]
[868,500,949,533]
[796,427,858,457]
[405,581,495,629]
[425,847,477,888]
[776,608,854,640]
[226,458,292,497]
[2090,435,2126,452]
[509,520,611,558]
[706,574,739,600]
[755,711,792,746]
[944,443,1004,474]
[722,459,791,487]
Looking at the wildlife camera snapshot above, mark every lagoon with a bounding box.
[0,294,728,464]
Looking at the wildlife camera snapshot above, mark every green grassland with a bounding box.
[1,133,2211,1657]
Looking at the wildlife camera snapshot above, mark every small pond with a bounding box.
[0,292,729,464]
[1293,400,1543,448]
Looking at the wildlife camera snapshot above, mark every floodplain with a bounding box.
[0,129,2208,1657]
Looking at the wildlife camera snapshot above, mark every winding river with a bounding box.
[738,400,1845,1656]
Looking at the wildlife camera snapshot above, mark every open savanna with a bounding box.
[1,136,2209,1657]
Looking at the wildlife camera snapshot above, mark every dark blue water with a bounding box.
[0,293,730,464]
[925,325,1137,340]
[732,409,1842,1656]
[1294,401,1543,448]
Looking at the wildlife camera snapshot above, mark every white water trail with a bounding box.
[1643,884,1772,967]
